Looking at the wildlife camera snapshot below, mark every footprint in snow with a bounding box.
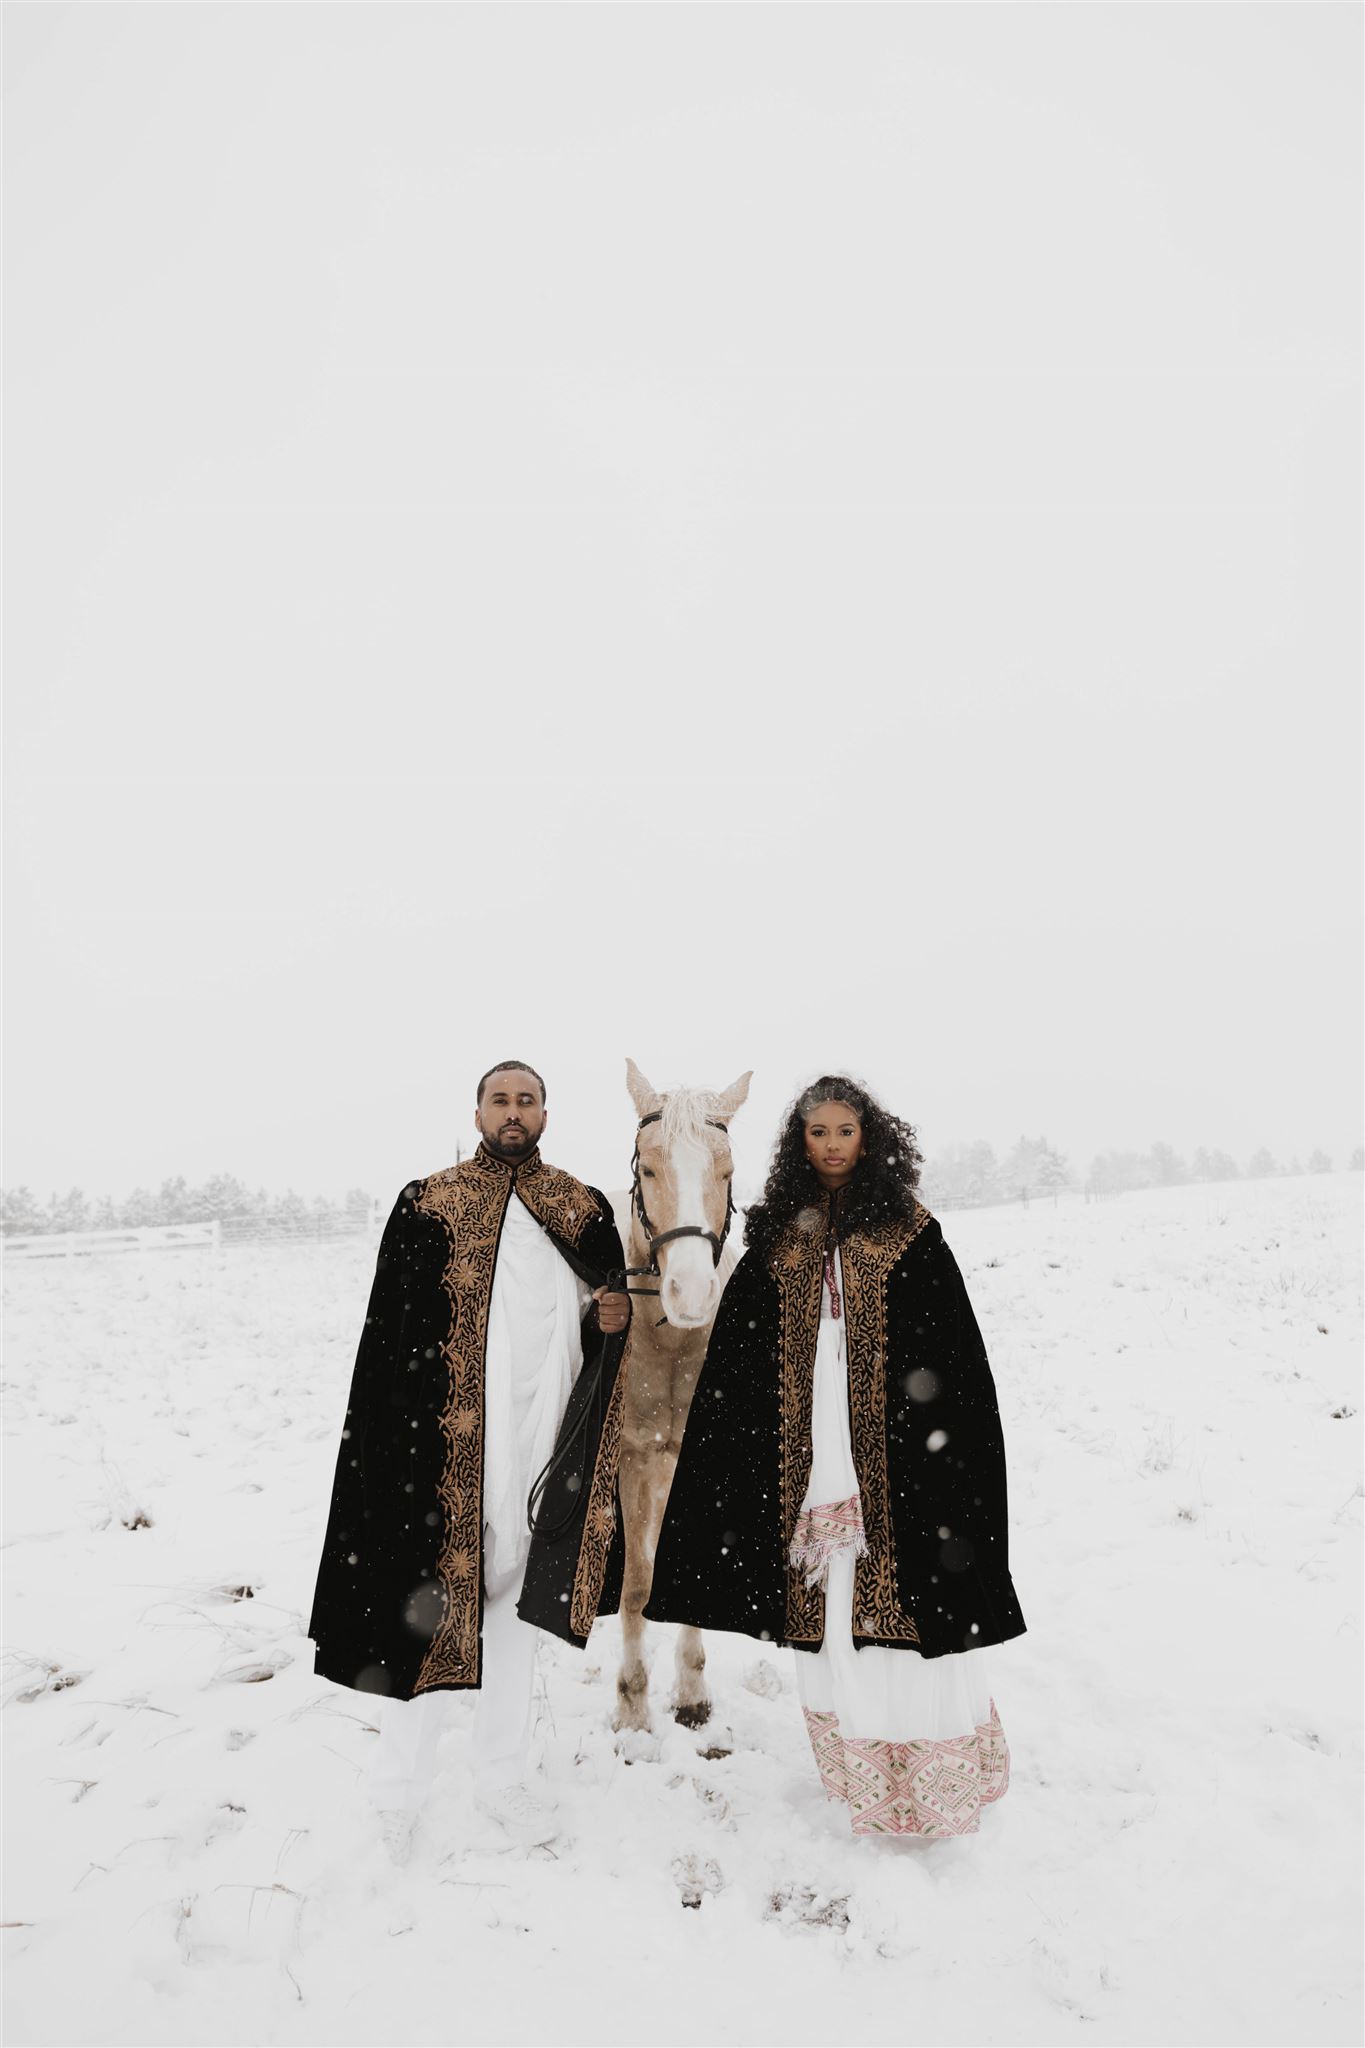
[665,1774,734,1827]
[667,1716,735,1760]
[203,1802,248,1847]
[741,1661,784,1700]
[10,1663,87,1705]
[767,1882,851,1934]
[613,1728,661,1766]
[671,1852,724,1908]
[214,1654,291,1686]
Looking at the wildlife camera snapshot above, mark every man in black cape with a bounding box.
[307,1060,631,1851]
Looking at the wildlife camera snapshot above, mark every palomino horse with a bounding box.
[609,1058,751,1733]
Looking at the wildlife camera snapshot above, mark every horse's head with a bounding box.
[624,1057,752,1329]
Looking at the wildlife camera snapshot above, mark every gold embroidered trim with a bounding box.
[507,1151,602,1249]
[771,1196,934,1646]
[407,1146,602,1690]
[845,1202,933,1644]
[410,1156,511,1690]
[772,1212,827,1643]
[569,1324,633,1638]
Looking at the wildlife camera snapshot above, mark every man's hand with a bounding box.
[592,1286,631,1335]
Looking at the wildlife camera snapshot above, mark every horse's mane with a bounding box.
[656,1085,725,1153]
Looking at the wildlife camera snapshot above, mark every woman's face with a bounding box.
[803,1100,863,1190]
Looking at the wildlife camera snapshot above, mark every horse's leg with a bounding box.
[666,1363,712,1728]
[672,1620,711,1729]
[613,1436,658,1735]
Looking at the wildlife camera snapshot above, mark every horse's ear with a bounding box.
[625,1057,662,1118]
[711,1069,753,1122]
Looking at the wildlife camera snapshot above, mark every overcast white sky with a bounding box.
[4,2,1361,1203]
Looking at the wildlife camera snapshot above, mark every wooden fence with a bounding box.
[5,1222,221,1260]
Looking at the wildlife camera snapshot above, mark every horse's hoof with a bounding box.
[612,1698,654,1739]
[672,1699,712,1730]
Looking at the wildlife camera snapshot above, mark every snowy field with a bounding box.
[3,1173,1361,2048]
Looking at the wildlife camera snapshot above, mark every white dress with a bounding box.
[791,1244,1011,1837]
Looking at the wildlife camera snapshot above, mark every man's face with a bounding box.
[474,1069,547,1162]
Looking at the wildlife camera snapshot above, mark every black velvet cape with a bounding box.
[643,1194,1027,1659]
[307,1143,628,1700]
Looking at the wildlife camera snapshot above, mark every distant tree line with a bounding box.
[4,1142,1363,1236]
[0,1176,375,1242]
[921,1137,1363,1210]
[924,1136,1070,1209]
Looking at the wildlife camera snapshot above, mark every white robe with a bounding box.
[366,1192,595,1811]
[481,1189,596,1582]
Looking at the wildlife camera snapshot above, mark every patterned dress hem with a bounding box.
[802,1699,1010,1838]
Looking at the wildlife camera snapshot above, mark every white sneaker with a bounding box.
[378,1807,418,1867]
[474,1781,558,1848]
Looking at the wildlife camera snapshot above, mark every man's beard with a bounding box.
[481,1122,540,1163]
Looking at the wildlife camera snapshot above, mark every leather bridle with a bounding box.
[611,1110,736,1301]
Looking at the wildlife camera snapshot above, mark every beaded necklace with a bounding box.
[822,1244,842,1320]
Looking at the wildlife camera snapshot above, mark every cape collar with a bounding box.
[777,1185,926,1267]
[801,1185,846,1235]
[472,1140,545,1183]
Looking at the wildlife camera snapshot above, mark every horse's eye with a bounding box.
[641,1167,655,1178]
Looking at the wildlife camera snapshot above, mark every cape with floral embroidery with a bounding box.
[644,1193,1026,1659]
[308,1143,628,1700]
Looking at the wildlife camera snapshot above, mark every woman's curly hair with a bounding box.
[743,1074,925,1259]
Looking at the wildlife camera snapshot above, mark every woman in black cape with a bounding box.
[644,1075,1026,1839]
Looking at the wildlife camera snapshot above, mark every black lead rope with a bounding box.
[525,1329,613,1538]
[524,1111,737,1539]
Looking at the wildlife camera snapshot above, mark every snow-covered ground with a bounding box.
[4,1174,1361,2048]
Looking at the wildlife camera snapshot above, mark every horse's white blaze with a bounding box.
[658,1133,721,1327]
